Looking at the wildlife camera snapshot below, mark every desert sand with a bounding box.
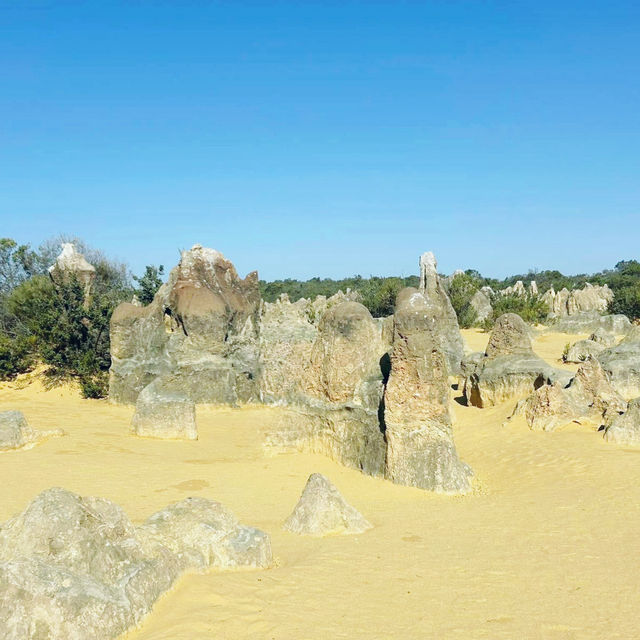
[1,329,639,640]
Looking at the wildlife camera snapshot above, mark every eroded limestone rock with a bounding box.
[131,379,197,440]
[109,245,261,405]
[549,311,631,335]
[604,397,640,445]
[470,289,492,323]
[464,314,570,408]
[265,300,388,476]
[542,284,613,317]
[0,411,63,451]
[563,329,617,363]
[283,473,372,536]
[0,488,271,640]
[513,358,626,432]
[418,252,464,374]
[598,328,640,398]
[384,288,472,493]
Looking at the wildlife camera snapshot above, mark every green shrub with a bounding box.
[79,372,109,399]
[448,273,480,328]
[0,333,36,379]
[486,294,549,327]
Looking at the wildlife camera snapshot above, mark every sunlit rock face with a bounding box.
[109,244,261,405]
[463,313,570,408]
[512,357,626,432]
[283,473,372,536]
[418,252,464,375]
[383,288,472,494]
[542,283,614,317]
[604,397,640,445]
[0,488,271,640]
[48,243,96,305]
[265,299,389,477]
[597,327,640,399]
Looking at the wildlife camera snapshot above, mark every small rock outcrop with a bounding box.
[542,284,614,317]
[513,358,626,432]
[470,289,492,323]
[109,245,261,405]
[418,252,464,374]
[598,327,640,398]
[604,397,640,444]
[0,488,271,640]
[131,378,197,439]
[384,288,472,493]
[48,243,96,305]
[0,411,63,451]
[563,329,617,363]
[283,473,372,536]
[464,313,570,407]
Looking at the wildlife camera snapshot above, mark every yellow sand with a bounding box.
[1,330,639,640]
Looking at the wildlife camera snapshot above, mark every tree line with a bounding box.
[1,235,639,395]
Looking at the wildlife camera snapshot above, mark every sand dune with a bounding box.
[1,330,639,639]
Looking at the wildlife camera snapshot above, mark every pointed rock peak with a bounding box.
[283,473,372,536]
[48,243,95,275]
[419,251,438,292]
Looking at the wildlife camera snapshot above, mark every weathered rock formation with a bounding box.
[542,283,614,317]
[48,243,96,305]
[597,327,640,398]
[604,397,640,445]
[549,311,631,335]
[0,411,63,451]
[284,473,372,536]
[265,299,389,476]
[131,378,197,439]
[512,358,626,432]
[463,313,570,407]
[418,252,464,374]
[0,488,271,640]
[109,244,261,405]
[563,329,617,363]
[470,289,492,323]
[384,288,472,493]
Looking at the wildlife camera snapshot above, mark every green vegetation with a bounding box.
[0,236,163,397]
[1,235,639,398]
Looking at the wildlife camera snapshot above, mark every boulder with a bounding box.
[283,473,372,536]
[0,411,63,451]
[563,329,617,363]
[0,488,271,640]
[418,252,464,374]
[513,358,626,432]
[109,245,261,405]
[604,397,640,445]
[384,288,472,493]
[598,328,640,398]
[464,314,570,408]
[131,378,197,440]
[469,289,492,323]
[542,284,613,317]
[48,243,96,305]
[265,300,388,476]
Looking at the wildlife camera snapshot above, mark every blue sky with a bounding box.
[1,1,639,281]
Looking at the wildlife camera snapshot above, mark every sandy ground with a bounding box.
[1,330,639,639]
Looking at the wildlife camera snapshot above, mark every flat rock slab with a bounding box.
[284,473,372,536]
[131,381,197,440]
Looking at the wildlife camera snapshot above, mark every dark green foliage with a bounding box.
[448,272,480,329]
[488,294,549,326]
[0,333,36,379]
[133,265,165,305]
[0,237,132,396]
[259,275,419,317]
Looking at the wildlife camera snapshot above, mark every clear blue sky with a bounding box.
[1,1,638,281]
